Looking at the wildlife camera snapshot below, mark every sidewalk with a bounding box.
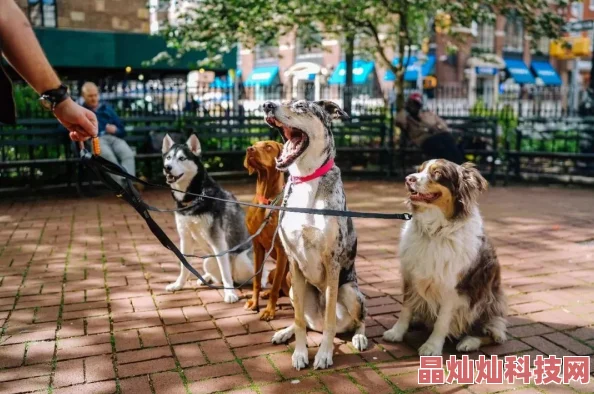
[0,181,593,394]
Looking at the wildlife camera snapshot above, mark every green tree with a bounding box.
[155,0,567,111]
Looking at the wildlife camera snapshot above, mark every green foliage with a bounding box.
[13,84,53,118]
[155,0,567,108]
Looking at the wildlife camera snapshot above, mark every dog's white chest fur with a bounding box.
[399,208,483,304]
[280,181,336,287]
[175,213,214,252]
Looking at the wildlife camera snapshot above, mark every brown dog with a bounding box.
[243,141,289,320]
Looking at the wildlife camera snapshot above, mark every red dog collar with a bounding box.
[290,158,335,185]
[256,195,271,205]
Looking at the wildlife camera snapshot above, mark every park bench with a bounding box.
[505,117,594,184]
[396,116,499,182]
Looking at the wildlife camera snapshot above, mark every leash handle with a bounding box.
[92,137,101,155]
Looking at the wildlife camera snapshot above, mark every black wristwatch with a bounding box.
[39,84,70,111]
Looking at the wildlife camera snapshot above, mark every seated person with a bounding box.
[80,82,137,186]
[396,93,465,164]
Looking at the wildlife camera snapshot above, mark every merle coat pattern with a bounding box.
[263,100,368,371]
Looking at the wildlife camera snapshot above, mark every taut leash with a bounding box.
[80,138,412,289]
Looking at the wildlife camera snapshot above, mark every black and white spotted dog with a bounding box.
[263,100,368,370]
[162,134,255,303]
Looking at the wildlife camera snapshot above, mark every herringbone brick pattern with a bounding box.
[1,181,593,393]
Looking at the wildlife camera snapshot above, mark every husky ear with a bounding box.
[162,134,174,154]
[314,100,349,120]
[186,134,202,156]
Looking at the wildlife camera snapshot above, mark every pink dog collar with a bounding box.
[290,158,335,185]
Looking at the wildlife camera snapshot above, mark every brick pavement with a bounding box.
[0,181,593,394]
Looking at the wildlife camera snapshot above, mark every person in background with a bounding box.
[396,92,465,164]
[0,0,97,141]
[81,82,138,186]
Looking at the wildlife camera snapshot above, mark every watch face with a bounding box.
[39,97,53,110]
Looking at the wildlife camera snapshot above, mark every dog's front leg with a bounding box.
[383,304,412,343]
[290,262,309,370]
[260,246,288,321]
[418,297,455,356]
[314,264,339,370]
[245,243,265,312]
[166,230,193,292]
[212,243,240,303]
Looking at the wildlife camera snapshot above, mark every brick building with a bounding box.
[17,0,151,32]
[9,0,234,84]
[239,6,588,101]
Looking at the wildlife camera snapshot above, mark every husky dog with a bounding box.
[263,100,368,371]
[162,134,254,303]
[383,159,507,355]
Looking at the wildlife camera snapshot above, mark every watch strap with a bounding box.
[40,84,69,110]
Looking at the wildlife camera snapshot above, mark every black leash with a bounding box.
[81,148,281,291]
[80,150,413,221]
[79,148,412,290]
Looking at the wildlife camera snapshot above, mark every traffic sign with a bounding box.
[563,20,594,32]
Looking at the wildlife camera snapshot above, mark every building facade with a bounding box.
[17,0,151,32]
[239,5,589,101]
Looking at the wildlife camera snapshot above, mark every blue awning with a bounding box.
[504,58,536,84]
[531,61,562,86]
[244,66,279,87]
[327,60,375,85]
[210,70,241,89]
[384,55,436,82]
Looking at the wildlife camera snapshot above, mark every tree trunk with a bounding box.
[344,33,355,116]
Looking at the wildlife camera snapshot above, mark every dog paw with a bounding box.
[259,307,276,321]
[352,334,368,351]
[483,327,507,344]
[418,340,443,356]
[260,290,271,299]
[456,336,482,352]
[292,348,309,371]
[165,282,184,292]
[271,327,294,344]
[244,298,258,311]
[313,348,333,370]
[223,290,239,303]
[383,326,406,343]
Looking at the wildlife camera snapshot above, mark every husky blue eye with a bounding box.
[179,157,186,161]
[166,156,171,160]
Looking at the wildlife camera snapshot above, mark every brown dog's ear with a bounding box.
[243,152,255,176]
[273,141,284,157]
[314,100,349,120]
[461,162,488,193]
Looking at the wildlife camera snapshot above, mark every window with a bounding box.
[255,45,278,64]
[504,14,524,52]
[296,27,323,60]
[28,0,57,28]
[536,37,550,54]
[474,23,495,52]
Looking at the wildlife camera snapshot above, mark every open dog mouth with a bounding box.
[165,173,183,184]
[407,186,441,203]
[266,116,309,169]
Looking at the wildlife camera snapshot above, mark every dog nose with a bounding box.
[247,146,255,153]
[164,165,172,173]
[263,101,276,111]
[406,175,417,184]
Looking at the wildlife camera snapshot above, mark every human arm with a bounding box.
[0,0,97,141]
[104,106,126,138]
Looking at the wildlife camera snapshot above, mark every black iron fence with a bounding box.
[3,81,594,192]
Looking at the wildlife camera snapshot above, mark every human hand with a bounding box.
[53,98,98,142]
[105,124,117,134]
